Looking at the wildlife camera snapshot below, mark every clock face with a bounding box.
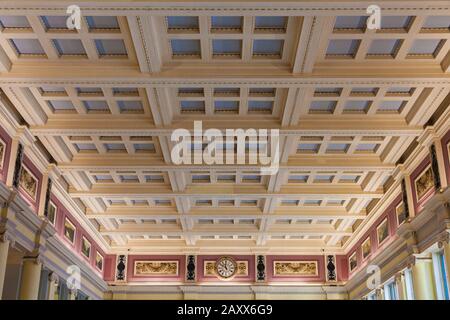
[215,257,237,279]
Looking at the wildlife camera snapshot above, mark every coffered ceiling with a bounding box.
[0,0,449,254]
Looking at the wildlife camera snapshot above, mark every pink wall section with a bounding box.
[0,125,11,183]
[441,130,450,186]
[410,156,434,214]
[50,194,105,276]
[126,255,186,282]
[346,194,402,277]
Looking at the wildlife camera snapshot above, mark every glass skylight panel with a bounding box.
[180,100,205,113]
[113,87,139,96]
[47,100,75,112]
[350,87,378,96]
[326,143,349,153]
[105,143,126,152]
[171,39,201,57]
[367,39,402,57]
[41,16,67,29]
[249,88,276,96]
[0,16,30,28]
[334,16,367,30]
[422,16,450,30]
[326,39,360,57]
[134,143,155,153]
[356,143,379,152]
[288,175,309,183]
[212,39,242,57]
[211,16,243,31]
[53,39,86,56]
[254,16,287,31]
[167,16,199,30]
[408,39,443,56]
[252,39,283,57]
[297,143,320,153]
[10,39,45,55]
[344,100,371,113]
[178,87,204,96]
[378,100,405,113]
[214,101,239,113]
[95,39,127,56]
[248,100,273,113]
[86,16,119,30]
[309,101,336,114]
[214,88,240,96]
[77,87,103,95]
[40,86,66,94]
[380,16,413,30]
[75,143,97,152]
[314,87,342,96]
[83,100,109,112]
[117,101,144,113]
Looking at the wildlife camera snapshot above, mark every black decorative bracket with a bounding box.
[430,144,442,191]
[186,255,196,282]
[115,254,127,282]
[401,179,410,220]
[12,143,23,189]
[326,255,337,282]
[256,255,266,282]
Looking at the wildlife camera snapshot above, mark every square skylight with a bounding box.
[344,100,371,113]
[214,100,239,113]
[117,101,143,113]
[309,100,337,114]
[41,16,67,29]
[386,87,413,95]
[297,143,320,153]
[340,175,360,183]
[178,87,204,96]
[180,100,205,113]
[249,88,276,96]
[326,39,360,57]
[214,88,240,96]
[47,100,75,112]
[167,16,199,30]
[212,39,242,57]
[334,16,367,30]
[77,87,103,95]
[281,200,299,206]
[105,143,126,152]
[380,16,413,30]
[86,16,119,30]
[75,143,97,152]
[356,143,379,153]
[422,16,450,30]
[83,100,109,112]
[378,100,405,113]
[113,87,139,96]
[408,39,443,57]
[367,39,402,57]
[350,87,378,96]
[0,16,30,28]
[304,199,322,206]
[53,39,86,56]
[171,39,201,57]
[254,16,287,31]
[242,175,261,183]
[211,16,243,31]
[40,86,66,95]
[326,143,349,153]
[10,39,45,56]
[95,39,127,56]
[314,87,342,96]
[248,100,273,113]
[288,175,309,183]
[253,39,284,57]
[134,143,155,153]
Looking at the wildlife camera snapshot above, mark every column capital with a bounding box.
[438,231,450,247]
[48,272,59,285]
[22,255,42,266]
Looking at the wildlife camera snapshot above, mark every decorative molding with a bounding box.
[273,261,318,276]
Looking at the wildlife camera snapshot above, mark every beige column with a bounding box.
[47,272,59,300]
[411,257,436,300]
[0,235,10,300]
[395,272,407,300]
[439,237,450,295]
[375,288,384,300]
[68,289,77,300]
[18,257,42,300]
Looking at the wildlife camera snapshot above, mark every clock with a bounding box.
[215,256,237,279]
